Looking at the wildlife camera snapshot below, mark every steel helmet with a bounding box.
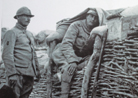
[14,7,34,19]
[87,10,98,16]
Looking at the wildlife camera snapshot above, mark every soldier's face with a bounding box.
[17,15,31,27]
[86,14,98,27]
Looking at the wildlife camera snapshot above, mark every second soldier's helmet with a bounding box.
[87,9,98,16]
[14,7,34,19]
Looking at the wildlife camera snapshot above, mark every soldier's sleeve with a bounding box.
[2,30,17,77]
[61,22,81,64]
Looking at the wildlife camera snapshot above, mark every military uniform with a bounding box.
[2,7,40,98]
[52,18,108,98]
[2,23,40,98]
[52,19,104,98]
[52,19,95,70]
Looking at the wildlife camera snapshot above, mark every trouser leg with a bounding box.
[61,69,76,98]
[8,75,22,98]
[52,43,68,73]
[52,44,71,98]
[8,75,34,98]
[20,75,34,98]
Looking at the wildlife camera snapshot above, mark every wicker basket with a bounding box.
[0,35,137,98]
[1,36,138,98]
[50,35,138,98]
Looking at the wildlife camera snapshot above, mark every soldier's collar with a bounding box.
[15,23,27,31]
[84,19,92,32]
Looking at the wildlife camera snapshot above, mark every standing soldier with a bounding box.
[2,7,40,98]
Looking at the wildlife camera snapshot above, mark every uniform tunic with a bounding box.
[2,23,39,77]
[61,19,93,64]
[52,19,95,70]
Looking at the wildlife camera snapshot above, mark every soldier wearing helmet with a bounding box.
[2,7,40,98]
[14,7,34,27]
[48,9,108,98]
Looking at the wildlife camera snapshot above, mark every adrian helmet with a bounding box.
[14,7,34,19]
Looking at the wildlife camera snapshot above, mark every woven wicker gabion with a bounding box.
[2,36,138,98]
[51,34,138,98]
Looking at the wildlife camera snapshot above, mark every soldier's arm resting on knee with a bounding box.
[61,23,82,75]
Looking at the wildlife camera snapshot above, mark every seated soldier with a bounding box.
[46,9,108,98]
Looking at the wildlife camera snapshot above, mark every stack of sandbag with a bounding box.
[34,29,52,75]
[35,49,49,74]
[120,5,138,17]
[35,30,55,48]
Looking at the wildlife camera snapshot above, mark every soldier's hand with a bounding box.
[67,63,77,76]
[9,75,18,80]
[9,75,18,88]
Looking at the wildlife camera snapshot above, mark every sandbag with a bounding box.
[120,5,138,17]
[56,24,69,41]
[35,30,55,43]
[54,8,109,42]
[35,30,56,48]
[35,50,49,74]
